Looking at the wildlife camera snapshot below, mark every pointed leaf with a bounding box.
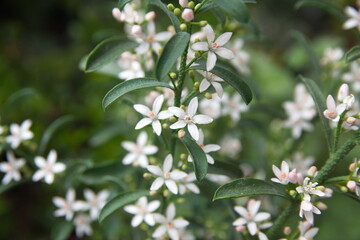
[295,0,345,20]
[156,32,191,80]
[38,115,74,155]
[99,190,150,223]
[51,220,74,240]
[213,178,291,201]
[180,133,208,181]
[345,45,360,63]
[149,0,181,32]
[300,76,333,151]
[102,78,173,110]
[2,88,39,114]
[213,0,250,23]
[85,37,138,72]
[118,0,133,10]
[191,59,253,104]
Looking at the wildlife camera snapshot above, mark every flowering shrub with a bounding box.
[1,0,360,239]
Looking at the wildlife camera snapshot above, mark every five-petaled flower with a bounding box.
[0,151,25,185]
[5,119,34,149]
[323,95,346,122]
[32,150,66,184]
[197,70,225,97]
[343,6,360,31]
[52,188,87,221]
[83,188,110,220]
[271,161,297,185]
[124,196,161,227]
[74,213,93,237]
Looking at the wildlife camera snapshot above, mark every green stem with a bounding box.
[266,202,297,240]
[333,119,343,152]
[313,133,360,184]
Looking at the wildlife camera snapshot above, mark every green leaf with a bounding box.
[85,37,138,72]
[156,32,190,80]
[51,220,74,240]
[149,0,181,32]
[38,115,74,155]
[102,78,173,110]
[213,178,291,201]
[191,59,253,104]
[295,0,345,20]
[2,88,39,114]
[180,133,208,181]
[99,190,150,223]
[345,46,360,63]
[300,76,333,152]
[118,0,133,10]
[213,0,250,23]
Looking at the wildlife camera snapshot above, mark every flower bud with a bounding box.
[150,190,157,196]
[167,4,175,10]
[193,82,200,91]
[180,23,187,31]
[180,105,186,110]
[162,123,169,129]
[181,8,194,22]
[181,164,188,170]
[112,8,122,22]
[316,202,328,210]
[145,11,156,21]
[143,173,152,179]
[169,116,177,123]
[340,186,348,192]
[235,226,245,232]
[170,72,177,79]
[297,172,304,185]
[346,116,356,125]
[205,93,212,99]
[188,1,195,9]
[131,25,142,35]
[200,20,208,27]
[349,162,357,172]
[347,180,357,191]
[194,3,202,12]
[163,189,170,197]
[177,198,185,204]
[180,153,187,160]
[179,0,188,7]
[178,130,186,138]
[283,226,292,235]
[288,171,298,184]
[289,190,297,198]
[157,48,163,55]
[174,8,182,16]
[337,83,349,102]
[307,166,317,177]
[316,185,325,192]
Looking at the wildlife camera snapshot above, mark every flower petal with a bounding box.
[163,154,173,173]
[135,118,152,129]
[215,47,234,59]
[187,123,199,140]
[191,42,209,51]
[150,177,165,191]
[134,104,151,116]
[170,120,187,129]
[193,115,213,124]
[152,95,164,114]
[187,97,198,117]
[204,24,215,42]
[207,51,217,71]
[215,32,232,46]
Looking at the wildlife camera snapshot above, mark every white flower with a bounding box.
[0,151,25,185]
[147,154,187,194]
[230,39,250,75]
[298,221,319,240]
[187,129,220,164]
[323,95,346,122]
[118,60,145,80]
[343,6,360,30]
[112,4,144,24]
[121,131,158,168]
[178,172,200,195]
[343,117,359,130]
[152,203,189,240]
[52,188,87,221]
[169,97,213,140]
[219,135,242,157]
[233,199,272,238]
[5,119,34,149]
[135,21,172,55]
[320,47,344,66]
[343,62,360,92]
[124,196,160,227]
[299,200,321,225]
[289,152,314,176]
[199,94,222,119]
[32,150,66,184]
[134,95,173,136]
[296,177,326,202]
[83,189,110,220]
[179,0,188,7]
[197,71,224,97]
[221,93,249,122]
[74,214,93,237]
[271,161,297,185]
[192,24,234,71]
[206,173,231,185]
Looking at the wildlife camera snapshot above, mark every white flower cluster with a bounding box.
[52,188,110,238]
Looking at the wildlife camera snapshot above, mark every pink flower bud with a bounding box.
[297,172,304,185]
[181,8,194,22]
[235,226,245,232]
[112,8,122,22]
[179,0,188,7]
[145,11,156,21]
[307,166,317,177]
[131,25,142,35]
[347,180,357,191]
[288,171,298,184]
[283,226,292,235]
[346,116,356,125]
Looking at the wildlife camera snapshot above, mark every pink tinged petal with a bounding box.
[53,197,65,207]
[193,114,213,124]
[170,120,187,129]
[281,161,289,174]
[199,79,211,92]
[215,47,235,59]
[67,189,76,202]
[170,171,187,180]
[272,165,282,179]
[122,153,137,165]
[150,177,165,190]
[143,214,155,226]
[233,217,246,226]
[152,42,162,54]
[312,190,325,197]
[336,103,346,115]
[304,227,319,238]
[165,180,178,194]
[259,222,273,229]
[44,173,55,184]
[191,42,209,51]
[52,163,66,173]
[32,170,45,182]
[48,150,57,164]
[173,219,189,228]
[163,154,173,173]
[215,32,232,46]
[204,24,215,42]
[158,110,173,119]
[137,131,148,146]
[152,225,167,238]
[143,145,158,155]
[35,157,46,168]
[187,123,199,140]
[187,97,199,117]
[304,211,314,225]
[131,214,144,227]
[168,228,180,240]
[0,163,9,172]
[247,221,258,236]
[312,205,321,215]
[147,165,163,176]
[135,118,152,129]
[152,120,162,136]
[301,201,313,212]
[153,213,167,223]
[234,206,248,218]
[211,81,223,97]
[271,178,281,183]
[168,107,186,118]
[136,42,150,54]
[326,95,336,110]
[254,212,271,222]
[207,51,217,71]
[147,200,161,212]
[166,203,176,220]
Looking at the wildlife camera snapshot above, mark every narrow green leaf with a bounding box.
[180,133,208,181]
[38,116,74,155]
[213,178,291,201]
[213,0,250,23]
[2,88,38,114]
[102,78,173,110]
[345,45,360,63]
[51,220,74,240]
[191,59,253,104]
[99,190,150,223]
[295,0,345,20]
[85,37,138,72]
[156,32,191,80]
[149,0,181,32]
[300,76,333,151]
[118,0,133,10]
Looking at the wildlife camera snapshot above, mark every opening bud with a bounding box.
[131,25,142,35]
[283,226,292,235]
[347,180,357,191]
[178,130,186,138]
[179,0,188,7]
[112,8,122,22]
[307,166,317,177]
[182,8,194,22]
[145,11,156,21]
